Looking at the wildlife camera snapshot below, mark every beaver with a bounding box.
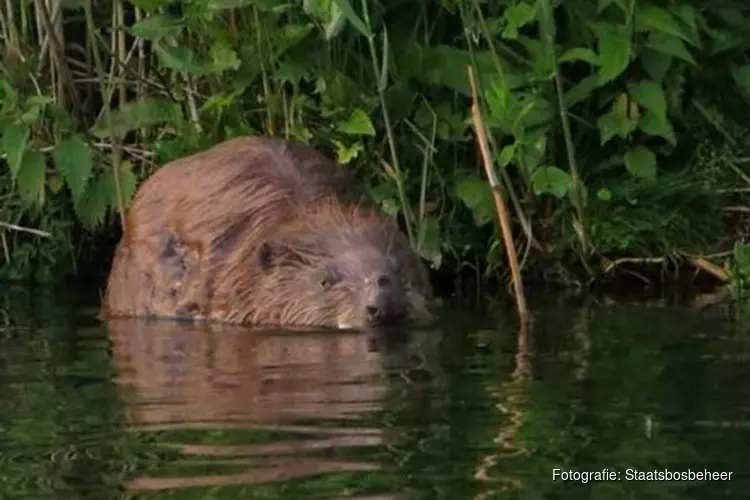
[104,136,434,329]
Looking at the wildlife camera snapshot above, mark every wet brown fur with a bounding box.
[104,136,433,328]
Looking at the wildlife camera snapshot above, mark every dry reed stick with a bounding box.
[466,65,529,324]
[0,221,52,238]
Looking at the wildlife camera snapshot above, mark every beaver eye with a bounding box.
[320,274,339,289]
[377,275,392,288]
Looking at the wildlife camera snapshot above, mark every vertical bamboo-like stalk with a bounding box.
[134,5,147,152]
[111,0,127,226]
[467,65,529,325]
[84,0,126,233]
[539,0,590,260]
[2,0,21,60]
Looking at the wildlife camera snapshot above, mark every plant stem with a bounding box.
[467,65,529,325]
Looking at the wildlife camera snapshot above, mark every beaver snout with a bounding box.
[364,286,405,326]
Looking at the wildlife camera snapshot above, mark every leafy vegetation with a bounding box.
[2,0,750,292]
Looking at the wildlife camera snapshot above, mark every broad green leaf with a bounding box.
[48,173,64,194]
[154,43,215,75]
[398,45,524,97]
[103,161,138,210]
[731,65,750,99]
[127,14,184,40]
[563,75,599,109]
[559,47,600,66]
[594,24,631,86]
[325,9,347,40]
[670,4,700,44]
[624,146,657,180]
[333,139,363,165]
[210,39,241,72]
[74,173,109,230]
[1,124,30,178]
[369,182,400,217]
[502,2,537,40]
[598,0,629,14]
[91,98,182,138]
[455,176,494,227]
[129,0,175,12]
[416,215,442,269]
[336,108,375,136]
[645,33,695,65]
[531,166,573,198]
[16,150,46,205]
[636,4,694,46]
[207,0,255,8]
[638,112,676,145]
[53,135,93,203]
[597,94,639,144]
[517,133,547,170]
[733,242,750,274]
[627,80,667,120]
[330,0,371,38]
[498,143,516,167]
[640,49,673,82]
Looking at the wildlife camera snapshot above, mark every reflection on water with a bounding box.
[0,286,749,499]
[108,318,425,493]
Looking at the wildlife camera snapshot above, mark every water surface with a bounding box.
[0,287,748,499]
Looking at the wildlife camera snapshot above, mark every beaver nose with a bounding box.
[366,305,381,318]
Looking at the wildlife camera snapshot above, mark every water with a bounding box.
[1,286,749,499]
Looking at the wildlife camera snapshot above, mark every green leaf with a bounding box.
[1,124,30,178]
[638,112,676,145]
[624,146,657,180]
[563,75,599,109]
[670,4,700,44]
[127,14,184,40]
[645,33,695,65]
[598,0,629,14]
[636,4,694,46]
[129,0,175,12]
[498,143,516,167]
[210,39,241,72]
[16,150,46,205]
[502,2,537,40]
[455,176,494,227]
[597,94,639,144]
[640,49,673,82]
[559,47,600,66]
[594,24,631,86]
[398,45,524,97]
[531,166,573,198]
[416,215,442,269]
[53,135,93,203]
[91,98,182,138]
[74,173,109,230]
[627,80,667,120]
[333,139,363,165]
[103,161,138,210]
[330,0,371,38]
[731,65,750,99]
[206,0,256,8]
[597,187,612,201]
[517,133,547,170]
[336,108,375,136]
[154,43,215,75]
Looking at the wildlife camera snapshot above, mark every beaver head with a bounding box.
[249,202,433,329]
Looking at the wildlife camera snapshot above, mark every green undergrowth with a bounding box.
[2,0,750,296]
